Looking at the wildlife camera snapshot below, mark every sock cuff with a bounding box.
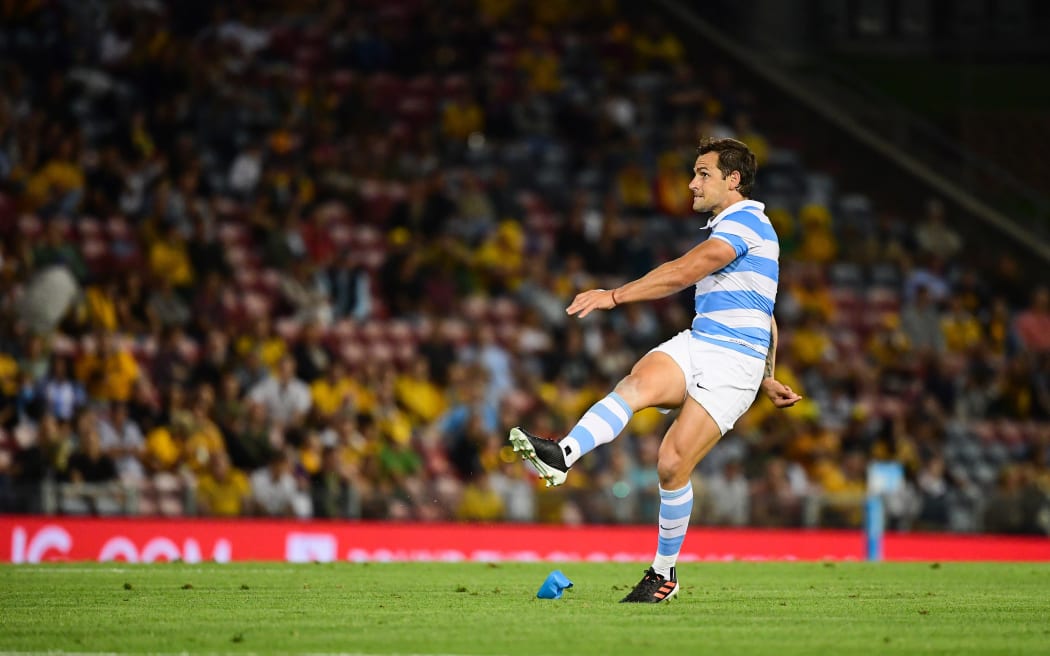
[608,391,633,418]
[659,481,693,500]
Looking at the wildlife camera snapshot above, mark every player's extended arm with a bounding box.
[760,317,802,408]
[566,238,737,318]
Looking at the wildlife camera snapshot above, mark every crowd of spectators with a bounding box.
[0,0,1048,534]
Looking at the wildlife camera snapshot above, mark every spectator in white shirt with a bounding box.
[247,355,311,428]
[249,449,311,518]
[96,402,146,482]
[704,458,751,526]
[41,356,86,422]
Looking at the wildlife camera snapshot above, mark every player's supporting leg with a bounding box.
[622,398,723,603]
[652,481,693,577]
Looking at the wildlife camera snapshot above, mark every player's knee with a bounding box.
[612,375,641,407]
[656,447,689,489]
[613,373,656,409]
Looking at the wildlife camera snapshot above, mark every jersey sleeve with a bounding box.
[710,210,768,258]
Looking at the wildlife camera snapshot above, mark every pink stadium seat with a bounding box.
[359,320,383,343]
[18,214,43,238]
[233,267,258,291]
[275,318,302,342]
[241,291,272,319]
[339,340,365,367]
[77,217,101,238]
[105,216,130,239]
[81,238,109,270]
[50,333,77,357]
[218,221,250,246]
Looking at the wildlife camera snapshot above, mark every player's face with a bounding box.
[689,152,733,215]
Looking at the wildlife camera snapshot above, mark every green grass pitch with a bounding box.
[1,561,1048,655]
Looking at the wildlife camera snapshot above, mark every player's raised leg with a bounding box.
[510,351,685,486]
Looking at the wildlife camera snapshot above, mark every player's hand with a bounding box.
[566,289,618,319]
[761,377,802,408]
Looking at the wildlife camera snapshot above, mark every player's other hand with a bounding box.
[566,289,617,319]
[761,377,802,408]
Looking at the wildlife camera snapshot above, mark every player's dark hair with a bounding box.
[697,137,757,197]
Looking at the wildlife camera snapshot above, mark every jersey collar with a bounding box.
[702,199,765,229]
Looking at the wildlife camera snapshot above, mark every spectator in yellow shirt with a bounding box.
[183,397,226,476]
[25,137,84,215]
[441,90,484,142]
[654,151,693,217]
[76,332,141,403]
[310,360,358,420]
[144,412,192,473]
[941,294,983,353]
[789,311,835,369]
[195,452,250,517]
[235,317,287,372]
[632,18,685,71]
[456,472,505,521]
[797,204,839,264]
[394,358,447,424]
[149,222,194,288]
[82,281,119,331]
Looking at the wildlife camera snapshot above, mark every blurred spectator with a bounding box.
[148,222,194,289]
[278,261,332,326]
[291,321,332,384]
[196,451,250,517]
[327,251,372,320]
[749,457,806,527]
[40,355,85,422]
[456,472,504,521]
[63,422,120,515]
[310,445,357,519]
[66,422,117,485]
[1014,286,1050,355]
[183,392,226,476]
[249,449,312,518]
[982,465,1032,534]
[489,457,537,522]
[143,411,192,474]
[702,458,750,526]
[25,137,84,217]
[14,415,74,494]
[915,198,963,260]
[226,401,275,473]
[76,332,141,403]
[247,355,312,428]
[146,278,191,333]
[31,221,86,282]
[941,293,983,354]
[97,403,146,483]
[394,358,447,425]
[900,286,946,355]
[796,204,838,264]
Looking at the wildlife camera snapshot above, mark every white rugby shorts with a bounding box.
[649,329,765,435]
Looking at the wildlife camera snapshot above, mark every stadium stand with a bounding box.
[0,0,1047,535]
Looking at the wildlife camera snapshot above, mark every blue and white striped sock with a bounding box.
[652,482,693,579]
[559,392,633,467]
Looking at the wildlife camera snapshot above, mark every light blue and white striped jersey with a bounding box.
[691,199,779,359]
